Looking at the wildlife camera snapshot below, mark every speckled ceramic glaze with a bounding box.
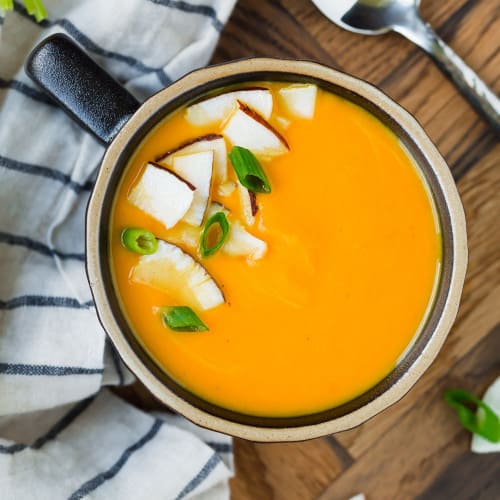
[27,36,467,442]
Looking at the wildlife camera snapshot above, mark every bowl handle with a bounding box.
[25,34,140,144]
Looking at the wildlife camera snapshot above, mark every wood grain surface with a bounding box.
[122,1,500,498]
[212,0,500,498]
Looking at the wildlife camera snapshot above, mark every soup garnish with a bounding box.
[111,82,441,417]
[121,228,158,255]
[200,211,230,258]
[160,306,209,333]
[228,146,272,194]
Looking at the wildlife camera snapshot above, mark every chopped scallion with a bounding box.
[160,306,208,332]
[200,211,229,258]
[1,0,47,21]
[23,0,36,15]
[29,0,47,21]
[444,389,500,443]
[0,0,13,12]
[121,228,158,255]
[228,146,271,194]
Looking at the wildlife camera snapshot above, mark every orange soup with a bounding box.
[110,82,441,417]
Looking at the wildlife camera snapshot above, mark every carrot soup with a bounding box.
[110,82,441,417]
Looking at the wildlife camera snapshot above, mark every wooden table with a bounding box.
[211,1,500,498]
[121,1,499,498]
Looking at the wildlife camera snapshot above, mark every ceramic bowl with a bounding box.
[27,34,467,442]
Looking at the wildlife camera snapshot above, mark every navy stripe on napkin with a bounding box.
[206,442,233,454]
[0,155,94,193]
[31,395,96,447]
[68,419,164,500]
[0,296,93,310]
[0,443,25,453]
[0,231,85,261]
[0,78,56,106]
[0,363,103,376]
[155,68,173,86]
[175,452,222,499]
[0,395,96,454]
[148,0,224,30]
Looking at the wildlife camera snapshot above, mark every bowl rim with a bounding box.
[86,58,467,442]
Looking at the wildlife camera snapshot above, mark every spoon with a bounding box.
[310,0,500,134]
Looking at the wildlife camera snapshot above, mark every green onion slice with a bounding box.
[200,211,229,258]
[3,0,47,21]
[444,389,500,443]
[23,0,36,15]
[0,0,13,12]
[228,146,271,194]
[121,228,158,255]
[30,0,47,21]
[160,306,208,332]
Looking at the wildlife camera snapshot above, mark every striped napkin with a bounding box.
[0,0,236,498]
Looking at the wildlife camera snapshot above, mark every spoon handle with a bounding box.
[394,17,500,135]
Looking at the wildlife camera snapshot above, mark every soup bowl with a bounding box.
[26,34,467,442]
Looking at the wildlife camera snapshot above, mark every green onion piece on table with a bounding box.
[200,211,229,258]
[160,306,208,332]
[444,389,500,443]
[23,0,36,15]
[228,146,271,193]
[1,0,47,21]
[25,0,47,21]
[121,228,158,255]
[0,0,13,12]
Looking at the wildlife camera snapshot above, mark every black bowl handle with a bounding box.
[25,34,140,145]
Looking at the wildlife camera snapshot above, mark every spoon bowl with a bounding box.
[310,0,500,133]
[314,0,420,35]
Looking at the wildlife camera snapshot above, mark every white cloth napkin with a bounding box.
[0,0,236,498]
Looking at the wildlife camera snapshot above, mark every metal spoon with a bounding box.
[310,0,500,134]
